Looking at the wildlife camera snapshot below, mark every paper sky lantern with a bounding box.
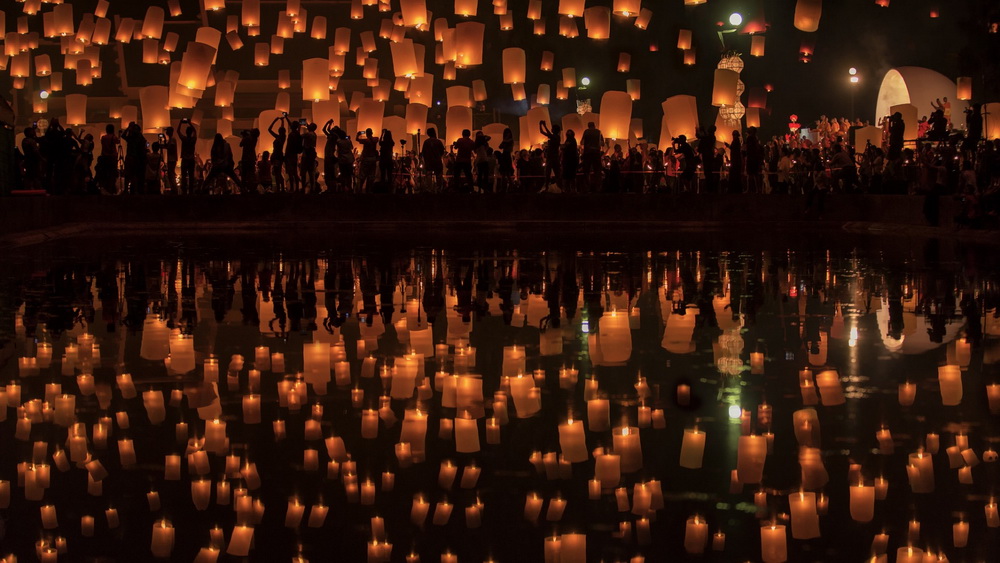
[379,19,394,40]
[559,0,585,18]
[178,43,216,93]
[556,81,568,100]
[77,15,97,44]
[446,106,473,142]
[533,19,546,35]
[455,0,478,17]
[502,48,526,84]
[398,0,427,28]
[635,8,653,29]
[330,27,350,54]
[53,4,74,37]
[562,67,576,88]
[142,39,160,65]
[446,85,472,108]
[748,87,767,109]
[561,16,580,38]
[142,7,165,39]
[114,18,135,43]
[511,83,526,101]
[407,75,434,104]
[499,13,514,30]
[540,51,554,71]
[140,86,170,131]
[372,79,391,101]
[794,0,822,33]
[65,94,87,126]
[225,31,244,51]
[390,38,419,77]
[684,0,706,4]
[93,18,112,45]
[34,54,50,76]
[528,0,542,19]
[254,43,269,66]
[584,7,611,39]
[750,36,766,57]
[471,79,487,101]
[215,80,235,107]
[661,95,699,141]
[618,53,631,72]
[302,58,330,102]
[599,91,633,140]
[242,0,260,27]
[274,91,290,113]
[311,17,327,40]
[613,0,641,17]
[745,107,760,128]
[626,79,640,101]
[712,69,739,107]
[76,60,95,85]
[363,57,378,79]
[271,35,285,55]
[405,103,428,134]
[677,29,692,50]
[357,99,385,133]
[957,77,972,101]
[455,21,485,67]
[9,53,31,78]
[536,84,551,105]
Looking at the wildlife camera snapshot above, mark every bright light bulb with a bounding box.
[39,90,49,99]
[729,13,743,26]
[849,67,858,76]
[581,77,591,86]
[728,405,742,419]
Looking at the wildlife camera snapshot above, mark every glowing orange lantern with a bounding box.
[455,0,478,17]
[635,8,653,29]
[540,51,554,71]
[142,7,165,39]
[599,91,633,140]
[712,69,739,107]
[455,21,485,67]
[750,36,765,57]
[957,77,972,101]
[618,53,631,72]
[559,0,585,18]
[794,0,822,33]
[584,7,611,39]
[502,48,526,84]
[65,94,87,125]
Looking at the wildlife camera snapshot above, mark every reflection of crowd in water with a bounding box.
[1,249,998,562]
[4,250,994,356]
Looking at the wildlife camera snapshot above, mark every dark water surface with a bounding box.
[1,235,998,562]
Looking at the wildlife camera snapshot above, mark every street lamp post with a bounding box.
[848,68,860,120]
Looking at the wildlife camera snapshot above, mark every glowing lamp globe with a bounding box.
[729,13,743,26]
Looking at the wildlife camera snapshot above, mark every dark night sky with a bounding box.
[5,0,993,140]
